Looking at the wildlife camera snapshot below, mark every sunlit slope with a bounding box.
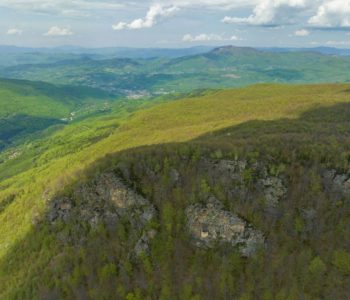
[118,83,350,142]
[1,83,350,290]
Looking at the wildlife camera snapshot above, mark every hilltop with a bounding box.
[0,83,350,299]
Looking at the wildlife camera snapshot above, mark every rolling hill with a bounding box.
[2,46,350,98]
[0,83,350,299]
[0,78,113,150]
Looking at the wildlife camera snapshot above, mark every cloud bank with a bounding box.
[113,4,179,30]
[308,0,350,28]
[6,28,23,35]
[294,29,310,36]
[183,33,239,42]
[222,0,309,26]
[0,0,124,16]
[44,26,74,36]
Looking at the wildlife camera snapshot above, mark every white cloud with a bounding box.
[309,0,350,28]
[6,28,23,35]
[0,0,124,16]
[160,0,259,10]
[113,4,179,30]
[222,0,310,26]
[295,29,310,36]
[326,40,350,45]
[183,33,240,42]
[44,26,74,36]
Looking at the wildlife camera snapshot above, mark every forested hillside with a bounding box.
[0,84,349,299]
[0,78,113,150]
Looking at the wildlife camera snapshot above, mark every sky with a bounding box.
[0,0,350,48]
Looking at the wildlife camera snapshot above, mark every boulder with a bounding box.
[186,196,265,257]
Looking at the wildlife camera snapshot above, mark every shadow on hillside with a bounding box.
[1,102,350,299]
[0,78,113,102]
[0,114,64,149]
[192,102,350,152]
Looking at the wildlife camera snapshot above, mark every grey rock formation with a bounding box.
[134,229,157,256]
[208,159,287,207]
[323,169,350,196]
[259,176,287,207]
[185,196,265,257]
[211,159,247,182]
[169,168,180,184]
[47,173,157,255]
[48,197,72,223]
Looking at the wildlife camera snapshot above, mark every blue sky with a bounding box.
[0,0,350,48]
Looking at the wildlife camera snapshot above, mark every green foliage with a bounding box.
[0,78,114,149]
[333,250,350,275]
[98,263,117,282]
[1,83,350,299]
[309,257,327,276]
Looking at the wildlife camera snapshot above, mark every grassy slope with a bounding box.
[1,83,350,283]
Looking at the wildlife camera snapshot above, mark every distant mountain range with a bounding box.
[2,44,350,58]
[259,46,350,56]
[0,45,214,58]
[2,45,350,97]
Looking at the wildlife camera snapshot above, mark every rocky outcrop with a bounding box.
[134,229,157,256]
[259,176,287,207]
[210,159,248,182]
[185,196,265,257]
[323,169,350,196]
[207,159,287,207]
[48,173,157,256]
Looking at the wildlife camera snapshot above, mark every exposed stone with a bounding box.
[323,169,350,196]
[134,229,158,256]
[141,206,157,223]
[47,173,157,255]
[301,208,317,232]
[169,168,180,183]
[301,208,317,221]
[207,159,287,207]
[48,197,72,222]
[211,159,247,181]
[186,196,265,257]
[259,176,287,207]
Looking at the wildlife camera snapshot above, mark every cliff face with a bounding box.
[47,173,157,257]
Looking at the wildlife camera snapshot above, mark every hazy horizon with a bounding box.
[1,44,350,50]
[1,1,350,48]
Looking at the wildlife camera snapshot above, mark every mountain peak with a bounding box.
[210,45,260,55]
